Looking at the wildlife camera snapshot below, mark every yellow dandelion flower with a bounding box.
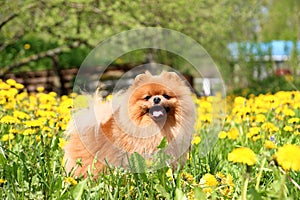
[36,86,45,93]
[0,96,6,105]
[58,98,73,109]
[234,96,246,105]
[6,79,16,86]
[48,119,55,127]
[264,140,277,149]
[9,128,20,134]
[228,147,257,166]
[216,172,234,197]
[0,82,10,89]
[192,136,201,145]
[224,174,234,187]
[1,133,15,142]
[200,114,212,123]
[64,177,78,186]
[187,190,195,200]
[4,102,15,110]
[262,122,279,133]
[36,135,41,142]
[129,185,135,196]
[13,110,30,120]
[69,92,78,98]
[181,172,195,184]
[42,127,52,132]
[24,120,44,128]
[58,138,68,149]
[61,158,65,166]
[61,95,68,101]
[16,91,28,101]
[227,128,239,140]
[24,43,31,50]
[274,144,300,171]
[0,178,7,184]
[288,117,299,124]
[40,104,54,111]
[276,115,284,121]
[36,110,57,118]
[255,114,266,123]
[0,115,21,124]
[166,168,173,180]
[283,125,293,132]
[215,172,226,183]
[218,131,227,139]
[15,83,24,89]
[7,88,18,97]
[49,91,57,97]
[282,108,295,117]
[200,173,218,188]
[23,129,37,135]
[186,152,191,161]
[246,127,260,138]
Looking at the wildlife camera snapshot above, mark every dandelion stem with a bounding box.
[278,173,286,200]
[255,157,266,191]
[279,167,300,191]
[241,168,249,200]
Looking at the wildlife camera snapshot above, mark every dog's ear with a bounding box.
[133,71,151,85]
[144,70,152,76]
[160,71,181,81]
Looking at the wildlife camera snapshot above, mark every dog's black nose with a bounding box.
[153,97,161,104]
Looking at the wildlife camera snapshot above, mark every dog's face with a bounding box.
[129,83,179,124]
[126,72,186,127]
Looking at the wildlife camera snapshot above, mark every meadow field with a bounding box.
[0,78,299,199]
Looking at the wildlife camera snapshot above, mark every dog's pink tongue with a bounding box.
[153,110,164,117]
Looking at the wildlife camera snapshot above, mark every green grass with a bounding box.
[0,81,300,199]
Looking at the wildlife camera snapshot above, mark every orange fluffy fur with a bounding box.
[64,71,196,177]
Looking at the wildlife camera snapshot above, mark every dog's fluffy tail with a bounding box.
[63,93,114,177]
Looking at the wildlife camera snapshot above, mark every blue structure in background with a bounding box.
[228,40,300,61]
[227,41,300,79]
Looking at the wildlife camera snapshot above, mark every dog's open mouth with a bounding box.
[148,105,170,120]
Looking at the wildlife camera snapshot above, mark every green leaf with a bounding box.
[154,184,170,200]
[175,188,187,200]
[248,187,263,200]
[71,178,88,200]
[194,187,206,200]
[129,152,147,174]
[157,137,168,149]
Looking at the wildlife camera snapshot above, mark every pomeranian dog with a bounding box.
[64,71,195,177]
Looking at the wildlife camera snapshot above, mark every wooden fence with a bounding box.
[2,64,194,96]
[3,68,79,94]
[1,63,138,95]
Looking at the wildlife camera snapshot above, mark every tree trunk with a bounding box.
[52,55,67,95]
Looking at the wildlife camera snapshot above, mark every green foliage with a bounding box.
[0,34,91,73]
[232,75,300,97]
[260,0,300,41]
[0,1,299,91]
[0,0,266,78]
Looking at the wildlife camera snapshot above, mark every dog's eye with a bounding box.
[144,95,151,100]
[163,94,171,99]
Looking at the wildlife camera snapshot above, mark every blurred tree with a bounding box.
[0,0,267,92]
[260,0,300,75]
[260,0,300,41]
